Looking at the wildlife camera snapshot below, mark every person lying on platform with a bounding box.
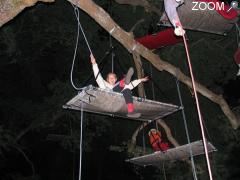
[148,129,170,152]
[90,54,149,118]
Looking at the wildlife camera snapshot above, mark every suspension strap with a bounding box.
[175,78,198,180]
[182,31,213,180]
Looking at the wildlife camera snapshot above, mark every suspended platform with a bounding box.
[126,140,217,167]
[63,85,181,121]
[160,0,238,35]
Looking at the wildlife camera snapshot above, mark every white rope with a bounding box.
[72,5,93,54]
[78,102,84,180]
[70,4,94,91]
[70,5,83,91]
[182,31,213,180]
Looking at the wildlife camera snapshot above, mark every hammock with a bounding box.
[63,85,181,121]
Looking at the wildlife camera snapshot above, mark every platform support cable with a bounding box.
[175,78,198,180]
[162,162,167,180]
[78,102,84,180]
[142,126,146,155]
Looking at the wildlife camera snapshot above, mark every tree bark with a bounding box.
[128,122,148,154]
[0,0,54,27]
[0,0,239,129]
[132,51,145,97]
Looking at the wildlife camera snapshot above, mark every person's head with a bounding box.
[148,129,161,137]
[106,72,117,85]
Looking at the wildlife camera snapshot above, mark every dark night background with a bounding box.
[0,0,240,180]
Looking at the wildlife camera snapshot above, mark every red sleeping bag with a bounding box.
[135,28,183,49]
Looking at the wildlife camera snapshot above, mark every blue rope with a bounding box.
[78,102,84,180]
[70,4,93,91]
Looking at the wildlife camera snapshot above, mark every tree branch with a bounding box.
[132,50,145,97]
[0,0,238,129]
[71,0,239,129]
[0,0,54,27]
[127,122,148,154]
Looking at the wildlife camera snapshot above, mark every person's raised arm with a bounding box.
[90,54,107,89]
[90,54,96,64]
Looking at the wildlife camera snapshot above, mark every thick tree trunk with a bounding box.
[0,0,239,129]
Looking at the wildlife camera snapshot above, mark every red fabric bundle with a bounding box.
[135,28,183,49]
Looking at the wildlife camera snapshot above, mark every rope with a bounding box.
[149,63,155,100]
[69,118,75,180]
[82,50,112,87]
[142,126,146,154]
[78,102,84,180]
[70,4,93,91]
[162,162,167,180]
[72,5,93,54]
[175,78,198,180]
[182,31,213,180]
[70,5,82,91]
[109,35,115,73]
